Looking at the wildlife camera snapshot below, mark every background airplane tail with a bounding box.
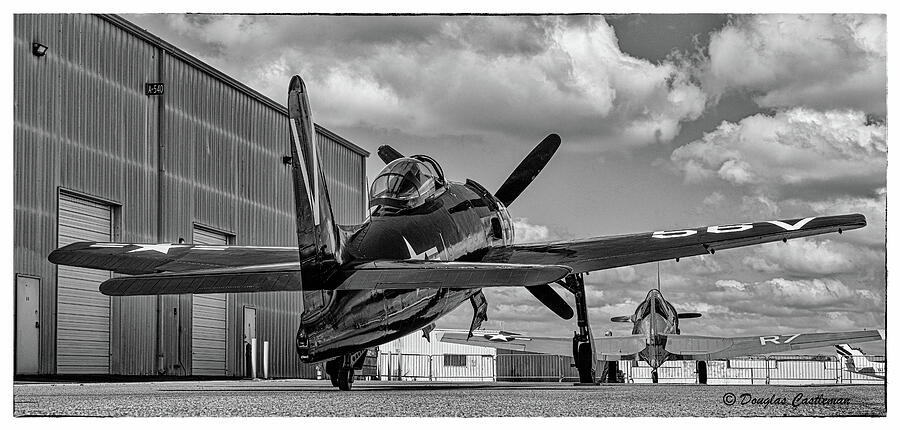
[287,75,343,284]
[835,344,859,371]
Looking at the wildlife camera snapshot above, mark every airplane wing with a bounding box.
[95,260,571,296]
[439,331,571,354]
[664,330,885,360]
[51,241,572,296]
[439,331,645,360]
[480,214,865,274]
[48,242,302,275]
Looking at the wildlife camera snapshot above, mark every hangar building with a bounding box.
[13,14,369,378]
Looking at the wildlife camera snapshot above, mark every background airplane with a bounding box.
[49,75,868,390]
[836,344,886,381]
[441,288,883,384]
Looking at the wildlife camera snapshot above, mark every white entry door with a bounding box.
[16,275,40,374]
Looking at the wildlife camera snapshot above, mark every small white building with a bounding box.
[378,329,497,382]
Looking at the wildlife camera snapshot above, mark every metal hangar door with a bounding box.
[191,226,230,376]
[56,192,112,374]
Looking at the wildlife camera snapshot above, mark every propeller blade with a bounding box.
[677,312,702,319]
[495,133,561,207]
[378,145,404,164]
[525,284,574,320]
[610,316,632,323]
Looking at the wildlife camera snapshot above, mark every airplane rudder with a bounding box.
[286,75,342,268]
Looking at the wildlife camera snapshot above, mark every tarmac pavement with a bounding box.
[12,379,886,417]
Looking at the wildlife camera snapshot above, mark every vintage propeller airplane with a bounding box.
[49,75,868,390]
[441,288,884,384]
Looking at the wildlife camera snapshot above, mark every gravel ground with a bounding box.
[13,379,886,417]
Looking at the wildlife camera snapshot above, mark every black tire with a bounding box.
[606,361,619,383]
[651,370,659,384]
[325,359,342,387]
[575,342,595,383]
[337,369,354,391]
[697,361,708,384]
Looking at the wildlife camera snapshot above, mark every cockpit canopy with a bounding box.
[369,157,444,211]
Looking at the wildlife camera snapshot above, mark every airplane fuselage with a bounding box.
[296,180,514,362]
[631,290,680,370]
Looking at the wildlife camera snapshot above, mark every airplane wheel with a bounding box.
[575,342,595,383]
[337,368,355,391]
[651,370,659,384]
[325,358,342,387]
[606,361,619,383]
[697,361,708,385]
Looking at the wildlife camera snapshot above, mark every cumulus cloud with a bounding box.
[512,217,552,243]
[805,191,886,248]
[701,14,886,115]
[671,108,886,201]
[741,239,881,277]
[129,14,707,148]
[715,279,747,291]
[710,277,882,316]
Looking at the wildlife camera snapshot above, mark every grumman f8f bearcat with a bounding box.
[442,288,884,384]
[49,75,868,390]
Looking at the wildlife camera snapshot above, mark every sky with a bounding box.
[123,13,887,354]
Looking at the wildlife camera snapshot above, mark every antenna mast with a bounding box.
[657,262,661,291]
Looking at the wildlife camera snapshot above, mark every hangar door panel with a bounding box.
[191,227,230,376]
[57,193,112,374]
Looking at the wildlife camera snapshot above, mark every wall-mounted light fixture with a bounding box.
[32,42,48,57]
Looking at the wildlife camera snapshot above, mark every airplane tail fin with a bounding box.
[835,344,857,371]
[287,75,343,283]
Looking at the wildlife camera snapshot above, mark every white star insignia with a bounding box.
[403,237,439,260]
[127,243,189,254]
[484,333,531,342]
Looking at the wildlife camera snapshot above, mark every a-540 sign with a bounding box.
[145,82,165,96]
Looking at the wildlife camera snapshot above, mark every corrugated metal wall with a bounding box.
[15,14,161,374]
[13,13,368,376]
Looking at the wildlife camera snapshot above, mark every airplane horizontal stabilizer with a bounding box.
[99,263,305,296]
[677,312,702,319]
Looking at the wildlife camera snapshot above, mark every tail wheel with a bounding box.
[651,370,659,384]
[337,368,355,391]
[697,361,708,384]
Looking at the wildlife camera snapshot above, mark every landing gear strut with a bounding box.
[560,274,595,383]
[325,349,367,391]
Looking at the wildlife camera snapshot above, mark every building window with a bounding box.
[443,354,467,367]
